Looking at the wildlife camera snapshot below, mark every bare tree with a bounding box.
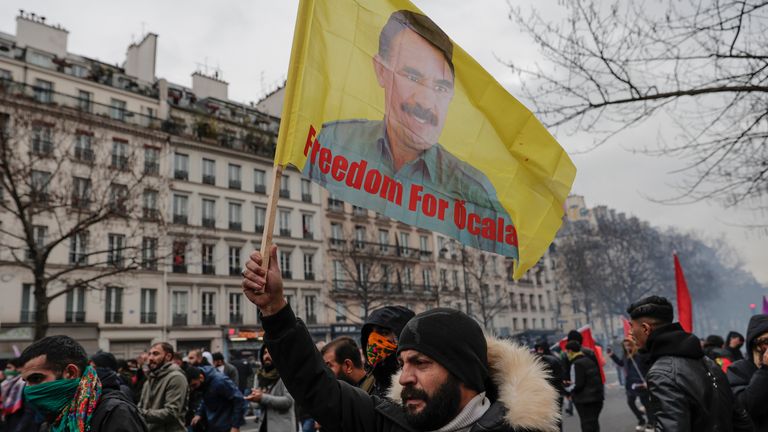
[459,245,509,333]
[509,0,768,207]
[0,93,170,340]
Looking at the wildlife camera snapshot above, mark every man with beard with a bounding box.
[241,246,560,432]
[727,314,768,431]
[359,306,414,396]
[321,337,368,386]
[138,342,188,432]
[245,346,295,432]
[627,296,752,432]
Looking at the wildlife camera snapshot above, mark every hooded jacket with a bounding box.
[360,306,415,397]
[195,365,247,432]
[566,353,603,404]
[644,323,752,432]
[138,362,188,432]
[263,304,560,432]
[727,314,768,432]
[88,368,148,432]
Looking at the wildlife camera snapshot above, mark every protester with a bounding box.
[1,358,40,432]
[727,314,768,431]
[564,341,603,432]
[125,358,147,399]
[245,346,296,432]
[90,351,134,401]
[627,296,752,431]
[241,246,560,432]
[18,335,147,431]
[703,334,735,371]
[726,331,746,362]
[187,349,209,366]
[138,342,188,432]
[359,305,414,396]
[534,341,565,431]
[171,353,184,369]
[232,356,254,395]
[559,330,598,417]
[186,365,247,432]
[184,350,208,431]
[321,336,368,387]
[212,352,239,385]
[607,339,653,431]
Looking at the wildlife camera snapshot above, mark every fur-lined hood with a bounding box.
[387,336,560,432]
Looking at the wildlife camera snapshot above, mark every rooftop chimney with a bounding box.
[192,71,228,100]
[124,33,158,82]
[16,11,68,57]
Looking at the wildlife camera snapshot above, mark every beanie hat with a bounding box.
[397,308,488,393]
[567,330,583,343]
[565,341,581,352]
[90,351,118,371]
[626,296,674,323]
[704,335,725,348]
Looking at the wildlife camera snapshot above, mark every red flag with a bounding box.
[763,295,768,315]
[559,325,606,383]
[674,254,693,333]
[622,317,631,339]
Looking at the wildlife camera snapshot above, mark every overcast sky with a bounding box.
[2,1,765,285]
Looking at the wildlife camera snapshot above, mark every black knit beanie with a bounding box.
[567,330,583,343]
[397,308,488,393]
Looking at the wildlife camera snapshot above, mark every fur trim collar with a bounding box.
[388,337,560,432]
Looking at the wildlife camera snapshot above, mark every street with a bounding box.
[240,368,638,432]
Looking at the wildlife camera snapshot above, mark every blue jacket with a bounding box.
[196,365,246,432]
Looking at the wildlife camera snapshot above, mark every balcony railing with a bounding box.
[71,196,91,209]
[202,218,216,228]
[282,270,292,279]
[229,267,241,276]
[303,231,314,240]
[202,313,216,325]
[279,189,291,199]
[143,208,160,221]
[174,170,189,181]
[66,311,86,323]
[254,184,266,194]
[172,313,187,326]
[20,310,36,323]
[140,311,157,324]
[202,264,216,275]
[302,193,312,203]
[255,224,265,233]
[202,174,216,185]
[73,147,94,163]
[172,264,187,273]
[304,272,315,280]
[143,162,159,175]
[111,155,129,170]
[229,222,242,231]
[229,180,242,190]
[229,313,243,325]
[327,198,344,212]
[279,228,292,237]
[306,315,318,325]
[105,311,123,324]
[141,259,158,271]
[173,214,188,225]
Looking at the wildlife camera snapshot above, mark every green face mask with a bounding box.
[23,377,79,416]
[3,369,20,377]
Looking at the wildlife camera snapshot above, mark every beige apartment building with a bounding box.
[0,12,325,359]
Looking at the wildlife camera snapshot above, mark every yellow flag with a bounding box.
[275,0,576,278]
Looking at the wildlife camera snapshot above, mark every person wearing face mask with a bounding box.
[726,331,746,362]
[359,305,415,397]
[727,314,768,431]
[18,335,147,431]
[1,358,41,432]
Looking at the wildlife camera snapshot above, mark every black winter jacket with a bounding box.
[727,314,768,432]
[609,351,650,391]
[263,305,560,432]
[567,355,603,404]
[644,323,752,432]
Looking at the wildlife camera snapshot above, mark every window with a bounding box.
[202,199,216,227]
[354,226,366,248]
[280,251,292,279]
[399,232,410,255]
[144,147,159,175]
[110,98,127,121]
[173,153,189,180]
[254,206,266,232]
[333,260,344,282]
[109,183,128,214]
[330,222,343,245]
[34,79,53,103]
[107,234,125,268]
[228,202,242,231]
[440,269,448,289]
[141,237,157,270]
[74,133,93,162]
[201,292,216,325]
[304,253,314,280]
[301,213,314,239]
[279,210,291,237]
[202,159,216,185]
[143,189,158,220]
[31,123,53,155]
[279,175,290,198]
[77,90,92,112]
[513,318,519,330]
[202,244,215,274]
[31,170,51,202]
[452,270,460,289]
[69,231,88,265]
[70,64,89,78]
[529,294,536,311]
[423,269,432,290]
[111,140,128,170]
[140,289,157,323]
[419,235,429,253]
[21,284,36,323]
[301,179,312,202]
[379,229,389,252]
[254,169,266,193]
[229,293,243,324]
[229,246,241,276]
[404,267,413,289]
[171,291,188,325]
[172,241,187,273]
[65,287,86,323]
[305,295,317,324]
[105,286,123,323]
[519,293,527,311]
[172,194,188,224]
[25,225,47,260]
[72,177,92,208]
[228,164,241,189]
[352,205,367,217]
[335,301,346,323]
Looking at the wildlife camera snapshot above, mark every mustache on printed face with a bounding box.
[400,102,438,126]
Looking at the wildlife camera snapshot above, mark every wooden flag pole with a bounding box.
[259,164,284,274]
